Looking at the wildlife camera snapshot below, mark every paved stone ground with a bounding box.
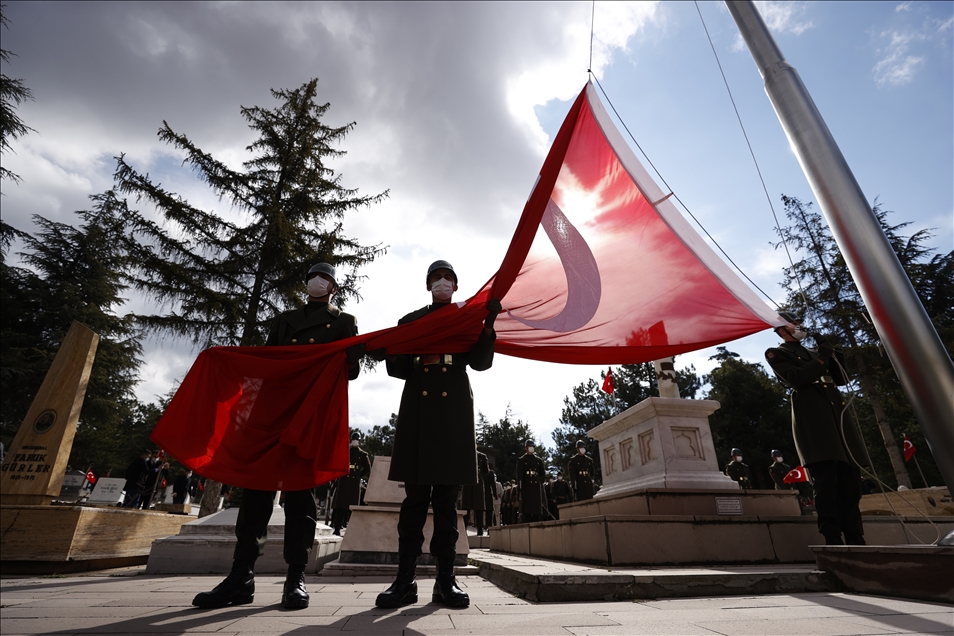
[2,566,952,635]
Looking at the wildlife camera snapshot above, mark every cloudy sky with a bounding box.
[2,1,951,449]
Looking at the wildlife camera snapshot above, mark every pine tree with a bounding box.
[114,79,387,515]
[0,192,144,473]
[114,78,387,348]
[0,4,33,186]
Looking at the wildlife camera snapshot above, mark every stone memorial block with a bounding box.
[589,397,738,498]
[0,321,99,505]
[87,477,126,505]
[363,457,405,505]
[57,470,87,501]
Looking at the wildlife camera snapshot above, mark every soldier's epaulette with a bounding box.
[765,348,780,361]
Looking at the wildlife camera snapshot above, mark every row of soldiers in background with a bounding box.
[506,439,597,524]
[725,447,816,514]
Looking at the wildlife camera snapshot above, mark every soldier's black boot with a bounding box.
[281,564,309,609]
[375,554,418,608]
[844,533,866,545]
[192,561,255,608]
[824,534,844,545]
[432,557,469,608]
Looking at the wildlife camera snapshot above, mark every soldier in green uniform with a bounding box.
[330,431,372,535]
[375,260,500,610]
[516,439,546,523]
[549,472,571,519]
[193,263,364,611]
[566,440,595,501]
[765,312,869,545]
[724,448,753,489]
[768,449,795,490]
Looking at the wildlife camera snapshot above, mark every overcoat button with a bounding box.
[442,367,447,372]
[424,368,429,373]
[291,339,297,343]
[309,338,315,343]
[326,324,330,328]
[422,391,428,396]
[442,392,447,397]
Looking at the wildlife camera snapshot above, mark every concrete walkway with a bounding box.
[2,566,951,635]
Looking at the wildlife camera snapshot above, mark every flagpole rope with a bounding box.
[588,0,595,75]
[590,74,781,309]
[692,2,811,316]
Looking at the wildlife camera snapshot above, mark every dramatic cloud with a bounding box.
[872,4,953,87]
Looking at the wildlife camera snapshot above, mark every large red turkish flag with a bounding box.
[151,82,784,490]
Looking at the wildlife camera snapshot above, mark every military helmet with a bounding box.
[731,447,743,456]
[777,311,801,325]
[350,431,360,441]
[575,440,587,449]
[771,449,783,457]
[524,439,534,448]
[307,263,338,286]
[426,259,457,284]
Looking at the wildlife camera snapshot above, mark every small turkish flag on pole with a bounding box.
[157,449,166,461]
[601,368,615,395]
[783,466,809,484]
[86,470,96,485]
[903,434,916,462]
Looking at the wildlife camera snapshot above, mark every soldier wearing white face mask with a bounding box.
[194,263,364,611]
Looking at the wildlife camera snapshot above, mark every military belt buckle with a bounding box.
[414,354,454,367]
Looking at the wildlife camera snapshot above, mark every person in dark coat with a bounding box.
[566,440,595,501]
[516,440,546,523]
[484,466,499,529]
[141,460,170,509]
[461,450,489,535]
[549,472,571,519]
[768,449,795,490]
[724,448,753,489]
[765,312,870,545]
[375,260,499,610]
[331,431,372,535]
[173,470,193,504]
[122,450,152,508]
[193,263,364,611]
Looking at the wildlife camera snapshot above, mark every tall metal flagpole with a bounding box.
[725,1,954,493]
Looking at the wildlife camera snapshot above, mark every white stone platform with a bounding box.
[145,505,341,574]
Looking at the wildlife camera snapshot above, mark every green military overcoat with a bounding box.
[765,342,869,467]
[516,452,546,515]
[387,304,496,485]
[566,453,595,501]
[460,451,489,511]
[332,445,371,509]
[266,302,360,380]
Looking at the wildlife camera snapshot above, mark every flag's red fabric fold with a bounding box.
[152,82,784,490]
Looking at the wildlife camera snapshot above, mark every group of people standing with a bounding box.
[121,449,170,509]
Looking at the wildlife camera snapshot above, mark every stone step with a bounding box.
[467,550,840,603]
[321,559,480,577]
[812,544,954,604]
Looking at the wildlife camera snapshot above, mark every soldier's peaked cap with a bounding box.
[771,449,783,457]
[525,439,534,447]
[575,440,587,448]
[307,263,337,286]
[731,447,743,456]
[776,311,801,325]
[426,260,457,284]
[350,431,360,441]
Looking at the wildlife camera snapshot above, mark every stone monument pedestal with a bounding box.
[590,397,738,498]
[146,499,340,574]
[323,457,472,575]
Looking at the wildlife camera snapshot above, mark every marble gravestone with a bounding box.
[332,457,469,567]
